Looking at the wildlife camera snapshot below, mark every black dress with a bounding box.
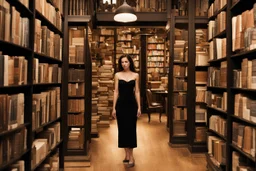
[116,79,138,148]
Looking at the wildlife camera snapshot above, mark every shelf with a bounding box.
[231,143,256,162]
[207,106,227,116]
[175,16,189,24]
[207,86,227,91]
[231,0,256,16]
[68,15,91,24]
[0,40,32,55]
[34,52,62,64]
[205,153,224,171]
[0,123,29,138]
[6,0,33,18]
[208,4,227,21]
[173,90,187,92]
[33,117,61,133]
[231,115,256,127]
[0,84,31,90]
[68,95,85,99]
[231,48,256,59]
[0,149,30,171]
[173,61,188,65]
[208,30,226,42]
[68,81,85,83]
[31,140,63,171]
[33,83,62,88]
[69,63,85,68]
[208,57,227,64]
[68,111,84,114]
[208,129,227,141]
[67,125,85,128]
[231,87,256,93]
[35,10,63,36]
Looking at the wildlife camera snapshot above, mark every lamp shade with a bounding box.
[114,1,137,23]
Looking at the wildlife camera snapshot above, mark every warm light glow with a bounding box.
[114,13,137,23]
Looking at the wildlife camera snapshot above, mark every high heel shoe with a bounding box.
[127,161,135,168]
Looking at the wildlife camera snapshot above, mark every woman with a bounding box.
[112,54,141,168]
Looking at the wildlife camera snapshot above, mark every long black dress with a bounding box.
[116,79,138,148]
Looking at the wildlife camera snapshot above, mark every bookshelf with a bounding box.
[63,0,92,160]
[205,0,256,170]
[0,0,64,170]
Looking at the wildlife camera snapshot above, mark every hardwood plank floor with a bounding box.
[65,114,207,171]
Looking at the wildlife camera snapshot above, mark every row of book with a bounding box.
[33,59,62,84]
[68,27,85,64]
[206,91,227,111]
[173,78,187,91]
[208,12,226,39]
[34,20,63,60]
[232,3,256,52]
[31,122,60,169]
[196,86,206,103]
[208,135,226,166]
[68,0,88,15]
[232,151,255,170]
[147,56,164,61]
[173,107,187,121]
[207,62,227,88]
[234,93,256,124]
[0,128,27,166]
[32,88,61,130]
[232,122,256,159]
[0,93,24,132]
[195,106,206,123]
[68,69,85,82]
[147,44,165,50]
[173,92,187,106]
[209,38,226,61]
[0,55,27,86]
[233,58,256,89]
[36,0,62,31]
[147,50,164,56]
[68,82,85,96]
[147,62,164,67]
[208,0,227,18]
[0,1,29,47]
[209,115,227,137]
[68,99,85,113]
[68,113,84,126]
[67,128,84,150]
[195,0,208,17]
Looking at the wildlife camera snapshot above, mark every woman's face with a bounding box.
[121,57,130,71]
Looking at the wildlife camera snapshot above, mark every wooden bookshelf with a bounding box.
[0,0,64,170]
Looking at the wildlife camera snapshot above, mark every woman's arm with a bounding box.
[112,73,119,119]
[135,73,141,117]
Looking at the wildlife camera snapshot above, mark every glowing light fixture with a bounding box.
[114,0,137,23]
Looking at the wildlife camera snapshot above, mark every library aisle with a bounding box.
[66,114,207,171]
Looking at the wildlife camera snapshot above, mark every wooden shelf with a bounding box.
[231,143,256,162]
[31,140,63,171]
[231,115,256,127]
[208,129,227,141]
[231,48,256,59]
[0,123,29,137]
[33,117,61,133]
[0,149,30,171]
[34,52,62,64]
[208,57,227,64]
[35,10,63,36]
[231,87,256,93]
[207,106,227,116]
[0,40,32,55]
[6,0,33,18]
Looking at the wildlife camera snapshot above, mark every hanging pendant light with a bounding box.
[114,0,137,23]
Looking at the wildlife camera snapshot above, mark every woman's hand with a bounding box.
[137,108,141,118]
[112,109,116,119]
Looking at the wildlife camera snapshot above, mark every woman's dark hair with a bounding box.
[118,54,136,72]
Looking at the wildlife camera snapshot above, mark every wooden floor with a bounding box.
[65,114,207,171]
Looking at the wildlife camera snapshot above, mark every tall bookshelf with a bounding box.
[168,0,209,151]
[205,0,256,170]
[0,0,64,170]
[63,0,92,160]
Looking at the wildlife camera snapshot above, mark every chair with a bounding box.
[145,89,164,123]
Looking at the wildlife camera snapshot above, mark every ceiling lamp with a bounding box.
[114,0,137,23]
